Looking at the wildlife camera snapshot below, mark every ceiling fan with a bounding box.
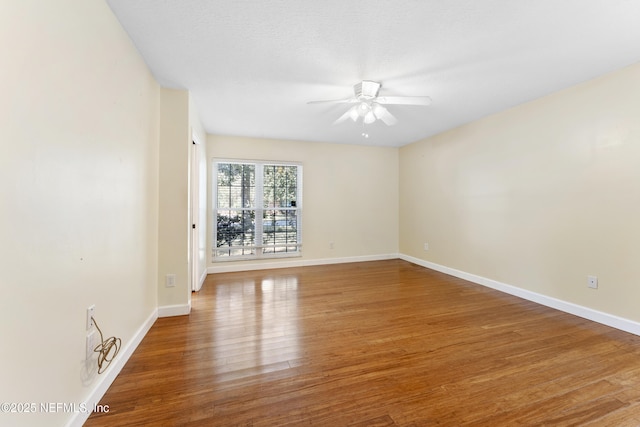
[308,80,432,126]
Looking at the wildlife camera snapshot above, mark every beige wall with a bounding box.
[0,1,160,426]
[158,89,190,310]
[207,135,399,269]
[157,91,207,309]
[400,62,640,322]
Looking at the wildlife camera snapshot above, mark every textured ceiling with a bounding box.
[106,0,640,147]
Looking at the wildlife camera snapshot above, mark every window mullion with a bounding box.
[255,164,264,257]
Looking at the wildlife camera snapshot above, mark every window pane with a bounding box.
[262,209,298,253]
[263,165,297,208]
[214,247,256,257]
[216,210,255,249]
[217,163,255,208]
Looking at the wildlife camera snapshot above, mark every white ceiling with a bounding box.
[106,0,640,147]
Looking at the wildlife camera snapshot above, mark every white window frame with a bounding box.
[212,159,302,261]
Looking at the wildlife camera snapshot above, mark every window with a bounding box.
[213,160,302,260]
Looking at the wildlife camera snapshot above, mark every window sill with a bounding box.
[212,252,302,263]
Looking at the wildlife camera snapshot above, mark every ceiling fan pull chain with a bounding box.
[361,120,369,139]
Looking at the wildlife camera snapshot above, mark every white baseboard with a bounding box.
[67,309,158,427]
[400,254,640,337]
[158,303,191,317]
[207,253,398,274]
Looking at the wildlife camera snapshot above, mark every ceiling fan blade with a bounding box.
[379,111,398,126]
[372,103,398,126]
[375,96,432,106]
[333,106,356,125]
[307,98,356,105]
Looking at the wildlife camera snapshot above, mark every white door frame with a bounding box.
[190,137,201,292]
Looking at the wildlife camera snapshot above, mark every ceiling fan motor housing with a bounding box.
[355,80,381,100]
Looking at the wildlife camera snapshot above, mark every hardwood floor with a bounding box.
[85,260,640,426]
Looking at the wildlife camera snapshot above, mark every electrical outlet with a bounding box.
[166,274,176,287]
[423,243,429,251]
[329,241,334,249]
[587,275,598,289]
[86,305,95,330]
[86,330,96,359]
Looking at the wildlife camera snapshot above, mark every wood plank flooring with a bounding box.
[85,260,640,426]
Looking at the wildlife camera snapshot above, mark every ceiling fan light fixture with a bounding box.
[357,102,370,117]
[372,102,384,118]
[364,111,376,124]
